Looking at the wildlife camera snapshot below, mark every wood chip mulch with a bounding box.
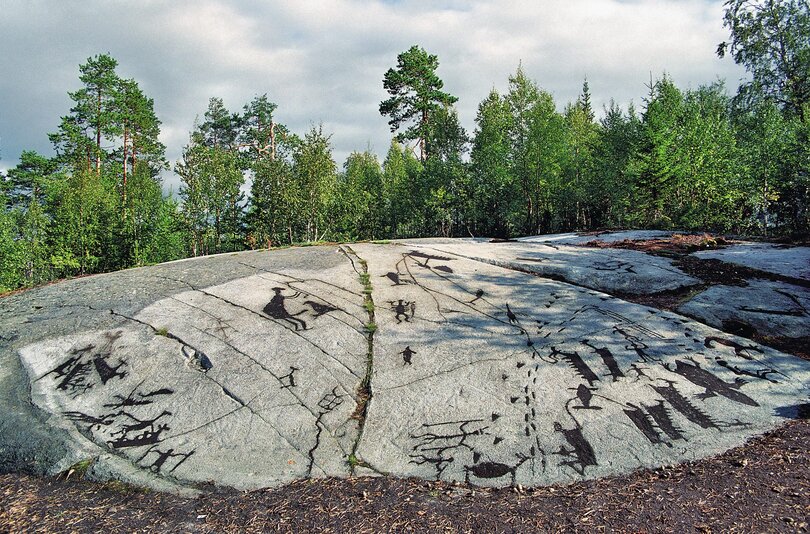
[1,418,808,533]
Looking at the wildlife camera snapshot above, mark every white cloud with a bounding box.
[0,0,746,191]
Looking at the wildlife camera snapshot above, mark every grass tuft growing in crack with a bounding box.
[342,245,376,473]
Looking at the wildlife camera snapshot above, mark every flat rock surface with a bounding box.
[1,240,808,493]
[398,237,700,295]
[693,242,810,281]
[518,230,676,245]
[678,279,810,339]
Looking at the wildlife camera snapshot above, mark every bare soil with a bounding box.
[1,418,807,532]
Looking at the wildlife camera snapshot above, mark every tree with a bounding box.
[338,151,385,240]
[469,89,515,237]
[0,162,21,292]
[291,126,337,242]
[505,67,567,234]
[240,95,283,161]
[177,142,244,255]
[592,101,642,227]
[379,45,458,161]
[116,78,166,219]
[47,167,116,277]
[562,80,600,230]
[627,75,685,227]
[675,83,742,231]
[736,100,810,235]
[177,97,248,255]
[49,54,121,174]
[6,152,59,285]
[423,105,469,237]
[242,95,297,248]
[718,0,810,118]
[197,97,240,149]
[382,140,423,237]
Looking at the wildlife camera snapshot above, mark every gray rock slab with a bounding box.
[2,246,367,490]
[678,279,810,339]
[518,230,675,245]
[395,239,700,295]
[693,243,810,281]
[2,241,809,493]
[353,243,810,487]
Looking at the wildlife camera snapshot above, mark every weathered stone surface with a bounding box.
[518,230,675,245]
[352,244,809,487]
[693,243,810,281]
[1,240,808,493]
[2,247,367,491]
[397,238,700,295]
[678,279,810,339]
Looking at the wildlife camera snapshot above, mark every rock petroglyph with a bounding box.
[1,233,808,492]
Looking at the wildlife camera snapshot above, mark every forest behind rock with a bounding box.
[0,0,807,293]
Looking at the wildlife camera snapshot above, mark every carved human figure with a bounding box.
[263,287,308,330]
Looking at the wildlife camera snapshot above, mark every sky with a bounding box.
[0,0,746,192]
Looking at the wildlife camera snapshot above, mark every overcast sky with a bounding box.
[0,0,746,191]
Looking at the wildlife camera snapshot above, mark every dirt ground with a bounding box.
[1,417,807,533]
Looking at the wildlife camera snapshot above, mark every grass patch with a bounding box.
[100,480,151,495]
[155,327,169,337]
[61,458,95,480]
[365,322,377,334]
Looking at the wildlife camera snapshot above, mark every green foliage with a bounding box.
[336,151,385,241]
[675,83,742,231]
[177,142,245,255]
[381,140,423,238]
[422,105,469,237]
[590,101,641,227]
[0,203,19,293]
[735,100,810,236]
[627,76,684,228]
[559,80,600,230]
[718,0,810,118]
[505,67,568,234]
[292,125,338,243]
[380,45,458,161]
[3,37,810,294]
[469,89,515,237]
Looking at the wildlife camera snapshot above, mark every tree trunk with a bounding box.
[122,126,128,221]
[96,88,102,175]
[270,121,276,161]
[420,108,428,162]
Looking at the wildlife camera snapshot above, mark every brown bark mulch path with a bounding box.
[1,417,808,533]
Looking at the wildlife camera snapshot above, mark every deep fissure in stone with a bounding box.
[342,246,376,472]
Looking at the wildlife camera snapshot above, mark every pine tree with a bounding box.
[563,80,600,229]
[380,45,458,161]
